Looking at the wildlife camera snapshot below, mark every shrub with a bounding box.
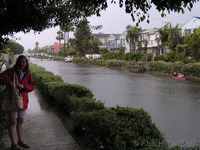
[181,62,200,76]
[171,62,184,73]
[68,96,105,113]
[148,61,172,73]
[73,106,164,150]
[166,51,175,62]
[174,52,186,62]
[141,53,153,62]
[99,48,109,54]
[154,55,167,62]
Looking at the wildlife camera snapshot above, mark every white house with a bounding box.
[182,16,200,36]
[107,34,121,51]
[93,33,110,49]
[119,31,130,53]
[137,28,162,56]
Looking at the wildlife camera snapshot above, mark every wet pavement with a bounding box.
[1,89,81,150]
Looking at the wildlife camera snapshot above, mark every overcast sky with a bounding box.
[13,1,200,50]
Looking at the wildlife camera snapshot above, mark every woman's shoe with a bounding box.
[18,141,30,148]
[11,144,22,150]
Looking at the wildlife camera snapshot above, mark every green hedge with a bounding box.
[148,61,172,73]
[101,52,143,61]
[148,61,200,77]
[73,57,138,69]
[29,63,165,149]
[30,63,94,106]
[181,62,200,77]
[73,106,164,150]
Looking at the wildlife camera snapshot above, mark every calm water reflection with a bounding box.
[31,58,200,146]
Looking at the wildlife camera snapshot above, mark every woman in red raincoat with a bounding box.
[0,55,34,150]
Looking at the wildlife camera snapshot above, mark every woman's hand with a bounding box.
[17,84,24,89]
[9,81,14,86]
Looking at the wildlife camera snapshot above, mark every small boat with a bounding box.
[171,72,186,80]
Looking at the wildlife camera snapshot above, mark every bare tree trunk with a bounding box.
[59,40,61,53]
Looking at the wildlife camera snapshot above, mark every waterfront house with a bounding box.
[48,42,64,53]
[133,28,162,57]
[107,34,121,52]
[93,33,110,49]
[182,16,200,36]
[119,31,130,53]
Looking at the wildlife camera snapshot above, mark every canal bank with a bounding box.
[73,57,200,81]
[30,58,200,146]
[1,89,81,150]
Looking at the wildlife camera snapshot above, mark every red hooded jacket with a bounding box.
[0,67,35,110]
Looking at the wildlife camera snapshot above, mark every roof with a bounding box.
[182,16,200,26]
[141,28,159,34]
[112,34,121,38]
[194,16,200,20]
[93,33,110,39]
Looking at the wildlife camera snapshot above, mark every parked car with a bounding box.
[64,56,73,62]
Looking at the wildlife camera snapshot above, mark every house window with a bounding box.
[151,40,153,46]
[185,29,191,35]
[140,35,143,41]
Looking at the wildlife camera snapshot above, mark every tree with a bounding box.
[35,41,39,51]
[168,24,182,50]
[60,23,74,48]
[159,23,182,51]
[0,0,197,50]
[159,24,170,47]
[184,27,200,61]
[126,25,142,53]
[56,30,64,53]
[74,19,97,55]
[3,40,24,54]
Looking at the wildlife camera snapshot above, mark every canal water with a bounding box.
[31,58,200,146]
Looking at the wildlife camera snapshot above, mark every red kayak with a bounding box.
[171,72,186,80]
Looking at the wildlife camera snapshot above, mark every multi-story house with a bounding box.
[48,42,64,53]
[93,33,110,49]
[182,16,200,36]
[118,31,130,53]
[93,32,130,53]
[142,28,162,56]
[107,34,121,52]
[104,29,162,56]
[128,28,162,56]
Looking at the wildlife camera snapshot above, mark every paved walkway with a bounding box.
[1,89,81,150]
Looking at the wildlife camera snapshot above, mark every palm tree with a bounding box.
[35,41,39,50]
[56,30,64,52]
[126,25,142,53]
[60,23,74,48]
